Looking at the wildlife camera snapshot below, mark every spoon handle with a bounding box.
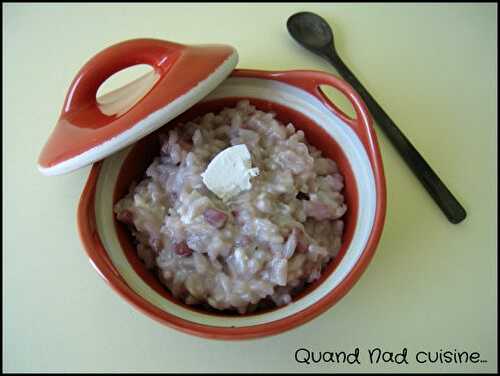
[326,52,466,224]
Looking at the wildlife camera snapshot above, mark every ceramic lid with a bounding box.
[38,38,238,176]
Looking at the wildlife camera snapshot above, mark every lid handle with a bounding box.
[62,38,184,114]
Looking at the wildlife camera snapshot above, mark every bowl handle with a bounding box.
[61,38,184,115]
[311,75,368,128]
[258,70,374,151]
[303,71,372,141]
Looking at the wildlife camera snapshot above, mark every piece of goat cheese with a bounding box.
[201,144,260,201]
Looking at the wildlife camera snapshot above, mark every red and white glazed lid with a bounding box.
[38,38,238,176]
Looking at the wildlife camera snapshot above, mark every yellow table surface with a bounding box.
[3,3,497,373]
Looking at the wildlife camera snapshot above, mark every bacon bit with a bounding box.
[296,236,309,253]
[179,140,193,151]
[117,210,134,225]
[203,208,228,228]
[176,284,189,298]
[304,200,335,221]
[174,242,192,257]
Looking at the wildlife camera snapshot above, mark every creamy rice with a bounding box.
[114,100,347,314]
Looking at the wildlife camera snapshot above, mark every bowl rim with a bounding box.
[77,68,387,340]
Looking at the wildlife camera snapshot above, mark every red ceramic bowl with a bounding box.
[78,68,386,340]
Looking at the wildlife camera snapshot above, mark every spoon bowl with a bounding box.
[287,11,335,56]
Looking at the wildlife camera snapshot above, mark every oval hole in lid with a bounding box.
[96,64,160,117]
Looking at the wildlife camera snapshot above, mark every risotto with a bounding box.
[114,100,347,314]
